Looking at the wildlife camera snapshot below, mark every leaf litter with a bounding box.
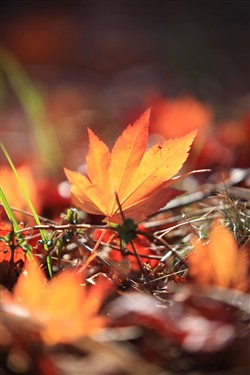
[0,110,249,375]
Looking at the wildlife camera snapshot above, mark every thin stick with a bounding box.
[76,224,109,276]
[152,233,188,267]
[17,223,107,234]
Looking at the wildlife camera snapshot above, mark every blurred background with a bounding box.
[1,0,249,218]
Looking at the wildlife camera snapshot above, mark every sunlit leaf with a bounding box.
[65,109,196,223]
[0,164,41,218]
[150,97,212,138]
[1,259,110,345]
[188,221,249,291]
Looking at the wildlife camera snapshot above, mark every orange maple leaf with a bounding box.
[65,109,196,223]
[1,259,110,345]
[0,164,41,219]
[0,221,26,287]
[188,221,249,291]
[150,97,212,138]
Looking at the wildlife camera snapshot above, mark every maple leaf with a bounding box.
[0,164,41,219]
[1,259,110,345]
[150,97,212,138]
[0,221,27,288]
[188,221,249,291]
[65,109,196,223]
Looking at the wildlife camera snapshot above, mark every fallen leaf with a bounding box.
[65,109,196,223]
[0,164,41,220]
[0,221,26,288]
[188,221,249,291]
[1,259,110,345]
[150,97,212,138]
[0,221,25,264]
[109,291,237,353]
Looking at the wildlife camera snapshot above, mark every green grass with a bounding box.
[1,142,53,276]
[1,49,62,175]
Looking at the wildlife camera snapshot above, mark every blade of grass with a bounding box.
[0,188,19,233]
[1,143,53,276]
[0,188,33,259]
[1,48,62,174]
